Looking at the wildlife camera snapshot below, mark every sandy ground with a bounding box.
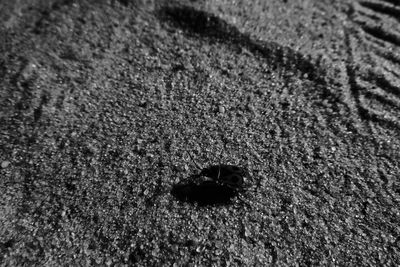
[1,0,400,265]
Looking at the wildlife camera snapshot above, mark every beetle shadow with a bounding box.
[171,180,237,206]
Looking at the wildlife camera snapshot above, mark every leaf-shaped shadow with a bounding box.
[157,5,327,83]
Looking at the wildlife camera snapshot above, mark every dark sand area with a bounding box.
[1,0,400,265]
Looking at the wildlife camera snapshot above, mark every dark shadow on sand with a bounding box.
[171,181,237,206]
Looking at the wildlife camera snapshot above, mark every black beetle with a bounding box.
[171,152,250,205]
[198,164,248,189]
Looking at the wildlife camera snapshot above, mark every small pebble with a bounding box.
[246,104,255,112]
[1,161,10,169]
[215,249,223,256]
[21,62,37,80]
[218,105,225,114]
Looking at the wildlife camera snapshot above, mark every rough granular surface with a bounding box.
[1,0,399,265]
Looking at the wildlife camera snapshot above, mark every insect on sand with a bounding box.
[187,151,249,190]
[171,151,252,206]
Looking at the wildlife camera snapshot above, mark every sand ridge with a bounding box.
[0,0,399,265]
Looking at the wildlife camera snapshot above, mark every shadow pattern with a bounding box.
[157,5,328,83]
[344,0,400,129]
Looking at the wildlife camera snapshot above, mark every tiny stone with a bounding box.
[215,249,223,256]
[256,89,265,96]
[184,164,189,171]
[1,161,10,168]
[218,105,225,113]
[86,143,98,154]
[185,62,194,71]
[21,62,37,80]
[247,104,255,112]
